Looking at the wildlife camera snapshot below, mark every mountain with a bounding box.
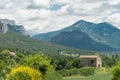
[33,20,120,52]
[51,30,115,52]
[0,19,28,36]
[0,19,93,55]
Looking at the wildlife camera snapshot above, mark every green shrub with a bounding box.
[58,68,80,77]
[58,69,71,77]
[79,67,95,76]
[58,67,95,77]
[0,60,5,73]
[43,71,62,80]
[112,64,120,80]
[6,66,42,80]
[23,54,53,75]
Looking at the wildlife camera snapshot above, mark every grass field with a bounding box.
[63,68,112,80]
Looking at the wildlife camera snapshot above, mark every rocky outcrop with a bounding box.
[0,19,29,36]
[0,23,8,33]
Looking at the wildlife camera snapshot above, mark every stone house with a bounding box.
[79,55,102,68]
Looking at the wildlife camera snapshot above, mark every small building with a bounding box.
[79,55,102,68]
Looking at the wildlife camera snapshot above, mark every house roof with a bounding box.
[79,55,100,58]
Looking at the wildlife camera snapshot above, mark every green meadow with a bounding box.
[63,68,112,80]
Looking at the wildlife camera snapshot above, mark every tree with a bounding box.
[112,63,120,80]
[23,54,53,75]
[0,60,5,73]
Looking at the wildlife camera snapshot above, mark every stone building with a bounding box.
[79,55,102,68]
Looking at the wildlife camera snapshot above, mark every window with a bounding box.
[91,60,94,64]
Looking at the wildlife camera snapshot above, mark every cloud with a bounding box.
[105,13,120,29]
[0,0,120,35]
[28,0,51,9]
[49,4,66,11]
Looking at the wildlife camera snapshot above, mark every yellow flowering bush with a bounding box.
[6,66,42,80]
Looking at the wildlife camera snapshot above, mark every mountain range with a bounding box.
[0,19,119,53]
[0,19,91,55]
[33,20,120,52]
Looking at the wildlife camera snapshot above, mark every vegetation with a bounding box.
[43,71,62,80]
[112,63,120,80]
[48,54,81,70]
[1,19,120,80]
[57,67,95,77]
[0,32,95,55]
[23,54,53,75]
[6,66,42,80]
[63,68,112,80]
[63,72,111,80]
[79,67,95,76]
[0,49,119,80]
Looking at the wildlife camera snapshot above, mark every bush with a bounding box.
[79,67,95,76]
[58,67,95,77]
[6,66,42,80]
[58,69,71,77]
[0,60,5,73]
[58,68,80,77]
[43,71,62,80]
[23,54,53,75]
[112,64,120,80]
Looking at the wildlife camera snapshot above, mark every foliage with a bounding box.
[6,66,42,80]
[0,60,5,73]
[0,50,16,79]
[49,55,81,70]
[102,54,118,67]
[58,67,95,77]
[79,67,95,76]
[0,31,94,55]
[112,63,120,80]
[58,68,80,77]
[43,71,62,80]
[23,54,53,75]
[63,70,111,80]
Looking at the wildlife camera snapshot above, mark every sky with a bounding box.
[0,0,120,35]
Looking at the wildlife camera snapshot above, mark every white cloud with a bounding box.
[28,0,51,9]
[33,0,50,6]
[0,0,120,35]
[105,13,120,29]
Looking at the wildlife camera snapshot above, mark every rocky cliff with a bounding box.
[0,19,28,36]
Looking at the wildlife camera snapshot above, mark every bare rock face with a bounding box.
[0,23,8,33]
[8,24,29,36]
[0,19,29,36]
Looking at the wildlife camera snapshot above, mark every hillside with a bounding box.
[0,19,93,55]
[33,20,120,52]
[51,30,115,52]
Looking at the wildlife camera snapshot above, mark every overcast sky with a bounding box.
[0,0,120,35]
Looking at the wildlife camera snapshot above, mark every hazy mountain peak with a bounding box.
[73,20,94,26]
[78,20,87,23]
[0,19,16,25]
[0,19,29,36]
